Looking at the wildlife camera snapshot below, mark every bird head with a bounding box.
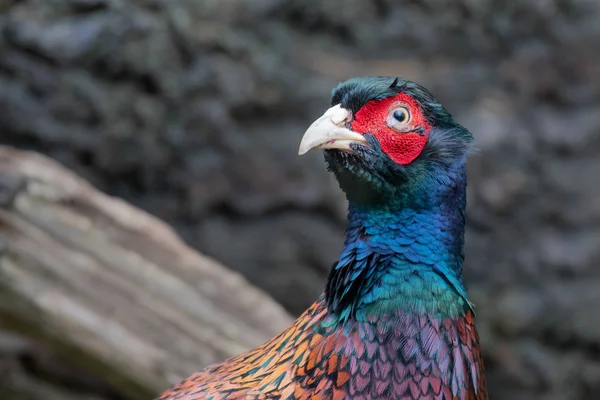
[299,76,473,208]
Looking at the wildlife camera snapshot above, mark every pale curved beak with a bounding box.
[298,105,367,155]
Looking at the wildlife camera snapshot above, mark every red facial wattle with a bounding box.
[351,93,431,165]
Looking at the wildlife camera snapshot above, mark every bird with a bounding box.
[157,76,487,400]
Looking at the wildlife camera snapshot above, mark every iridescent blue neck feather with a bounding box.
[325,161,472,321]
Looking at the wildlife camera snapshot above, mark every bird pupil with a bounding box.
[393,110,407,123]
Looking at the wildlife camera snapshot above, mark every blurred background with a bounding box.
[1,0,600,399]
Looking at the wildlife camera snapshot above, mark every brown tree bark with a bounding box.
[0,145,292,399]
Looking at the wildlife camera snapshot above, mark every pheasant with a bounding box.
[157,76,487,400]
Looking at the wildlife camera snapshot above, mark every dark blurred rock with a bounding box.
[1,0,600,399]
[495,288,547,336]
[69,0,108,13]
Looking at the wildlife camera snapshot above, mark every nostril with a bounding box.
[329,106,350,125]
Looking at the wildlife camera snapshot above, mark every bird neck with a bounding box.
[325,169,471,321]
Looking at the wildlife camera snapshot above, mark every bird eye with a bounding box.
[393,108,409,123]
[387,106,411,131]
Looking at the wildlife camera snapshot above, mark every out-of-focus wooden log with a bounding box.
[0,145,293,399]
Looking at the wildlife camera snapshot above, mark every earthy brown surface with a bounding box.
[0,146,291,399]
[1,0,600,399]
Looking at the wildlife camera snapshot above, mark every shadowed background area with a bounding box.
[1,0,600,399]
